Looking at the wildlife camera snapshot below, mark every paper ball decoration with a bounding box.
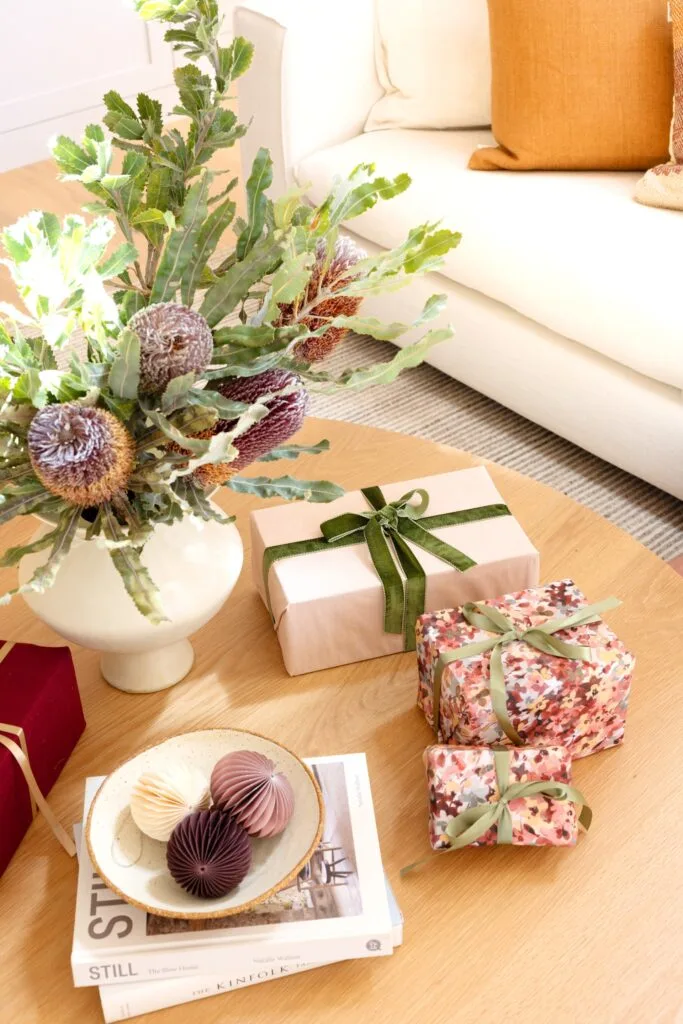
[166,809,252,899]
[130,764,211,842]
[210,750,295,838]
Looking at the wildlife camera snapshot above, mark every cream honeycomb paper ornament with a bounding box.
[130,765,211,842]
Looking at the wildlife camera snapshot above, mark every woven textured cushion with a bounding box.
[365,0,491,131]
[469,0,673,172]
[635,1,683,210]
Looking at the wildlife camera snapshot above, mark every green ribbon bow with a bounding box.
[432,595,621,742]
[401,748,591,872]
[445,749,592,849]
[262,486,511,651]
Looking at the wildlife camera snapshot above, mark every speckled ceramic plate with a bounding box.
[85,728,324,919]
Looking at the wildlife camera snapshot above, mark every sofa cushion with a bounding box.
[298,129,683,390]
[365,0,491,132]
[469,0,672,172]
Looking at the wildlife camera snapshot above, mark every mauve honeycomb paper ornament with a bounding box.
[210,750,295,838]
[166,809,252,899]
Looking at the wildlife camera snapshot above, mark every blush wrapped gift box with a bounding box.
[251,467,539,675]
[0,641,85,876]
[423,744,590,851]
[416,579,635,758]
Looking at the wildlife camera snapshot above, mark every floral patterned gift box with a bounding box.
[416,579,634,759]
[423,745,591,851]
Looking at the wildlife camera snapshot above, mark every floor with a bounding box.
[1,149,681,563]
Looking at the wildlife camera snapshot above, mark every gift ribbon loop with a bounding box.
[0,726,76,858]
[444,749,592,850]
[262,486,511,652]
[432,596,621,741]
[401,749,591,872]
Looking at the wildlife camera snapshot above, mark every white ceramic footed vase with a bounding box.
[18,508,243,694]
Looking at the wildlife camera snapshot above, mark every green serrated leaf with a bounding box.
[137,92,163,135]
[103,90,138,120]
[319,328,453,391]
[103,507,168,624]
[103,111,145,142]
[218,36,254,84]
[306,294,447,342]
[0,507,82,607]
[51,136,90,176]
[122,151,148,177]
[0,523,64,567]
[187,387,248,420]
[36,212,61,252]
[146,167,171,213]
[131,208,167,227]
[199,237,284,328]
[161,371,196,413]
[227,474,344,503]
[259,439,330,462]
[212,324,303,349]
[141,407,214,454]
[149,174,211,303]
[273,185,310,230]
[174,478,235,524]
[236,148,273,260]
[263,251,314,322]
[108,328,141,399]
[179,198,236,306]
[313,165,411,235]
[98,242,138,279]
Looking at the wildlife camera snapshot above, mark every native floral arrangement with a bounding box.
[0,0,460,623]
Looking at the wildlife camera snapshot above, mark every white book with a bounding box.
[72,754,393,988]
[98,882,403,1022]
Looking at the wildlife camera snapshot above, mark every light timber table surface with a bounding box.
[1,418,682,1024]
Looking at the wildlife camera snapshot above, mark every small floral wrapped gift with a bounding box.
[423,745,591,851]
[416,579,634,758]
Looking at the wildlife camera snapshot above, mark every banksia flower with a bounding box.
[169,429,236,490]
[172,371,308,488]
[183,370,308,489]
[276,236,367,362]
[129,303,213,394]
[28,403,135,507]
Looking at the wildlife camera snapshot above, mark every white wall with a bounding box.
[0,0,237,172]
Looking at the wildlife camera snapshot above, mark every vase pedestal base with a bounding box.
[101,639,195,694]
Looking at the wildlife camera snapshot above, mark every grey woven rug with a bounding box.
[310,333,683,560]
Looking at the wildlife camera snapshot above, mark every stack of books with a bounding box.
[71,754,402,1022]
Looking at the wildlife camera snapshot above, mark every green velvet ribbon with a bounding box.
[431,595,622,741]
[401,749,592,873]
[261,486,511,651]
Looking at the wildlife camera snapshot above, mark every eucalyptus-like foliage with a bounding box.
[0,0,463,621]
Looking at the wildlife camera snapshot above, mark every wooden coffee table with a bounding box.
[1,418,682,1023]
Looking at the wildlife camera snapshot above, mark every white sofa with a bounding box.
[234,0,683,500]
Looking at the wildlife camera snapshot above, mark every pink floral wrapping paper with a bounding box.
[424,745,579,849]
[416,579,634,759]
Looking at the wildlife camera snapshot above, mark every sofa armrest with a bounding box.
[234,1,381,194]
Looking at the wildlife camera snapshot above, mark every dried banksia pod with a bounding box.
[167,810,252,899]
[211,750,295,839]
[277,235,367,362]
[208,370,309,472]
[27,403,134,507]
[128,302,213,394]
